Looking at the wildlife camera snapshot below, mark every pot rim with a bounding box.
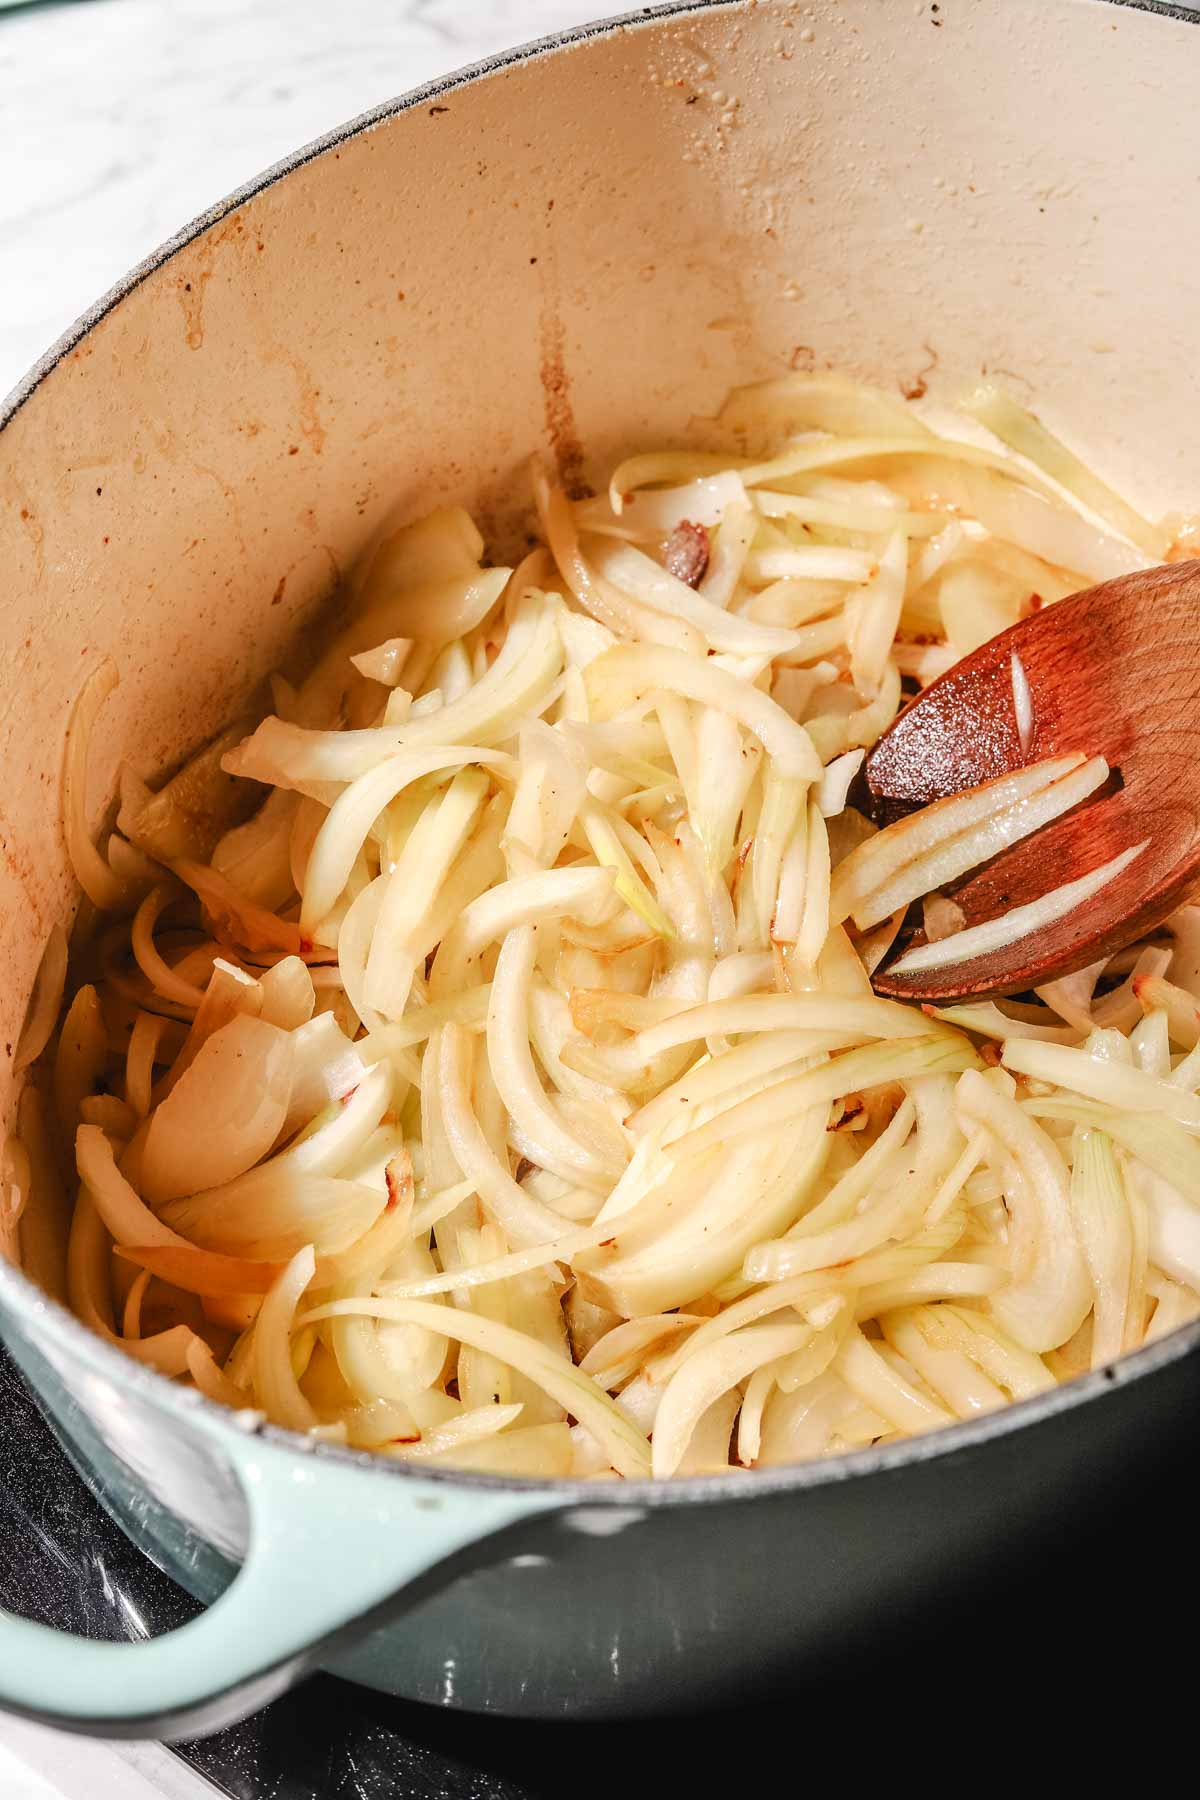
[3,0,1197,433]
[2,0,1198,1511]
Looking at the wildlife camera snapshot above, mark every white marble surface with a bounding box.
[0,1711,210,1800]
[0,0,611,397]
[3,0,1198,1790]
[0,2,613,1793]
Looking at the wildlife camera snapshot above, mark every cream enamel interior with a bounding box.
[2,0,1199,1142]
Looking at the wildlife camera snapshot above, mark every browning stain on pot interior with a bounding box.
[176,215,256,351]
[5,476,45,587]
[274,350,327,456]
[271,542,341,630]
[538,276,586,501]
[177,271,214,351]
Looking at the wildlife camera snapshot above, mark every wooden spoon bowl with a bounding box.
[864,559,1200,1001]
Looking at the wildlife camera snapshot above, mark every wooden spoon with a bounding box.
[863,559,1200,1001]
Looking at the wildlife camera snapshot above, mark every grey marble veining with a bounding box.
[0,0,609,395]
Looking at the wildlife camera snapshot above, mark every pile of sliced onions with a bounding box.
[10,372,1200,1480]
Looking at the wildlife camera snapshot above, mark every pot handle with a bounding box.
[0,1418,560,1741]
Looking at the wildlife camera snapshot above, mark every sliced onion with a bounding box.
[586,643,821,784]
[62,659,130,911]
[362,567,509,649]
[42,385,1186,1479]
[141,1015,294,1203]
[1002,1037,1200,1132]
[879,1308,1007,1416]
[716,372,933,449]
[117,1242,283,1296]
[817,750,865,821]
[576,1115,829,1319]
[300,1295,651,1478]
[956,1069,1091,1351]
[160,1167,384,1259]
[411,1422,575,1477]
[436,1023,589,1248]
[853,756,1110,933]
[831,753,1088,925]
[14,926,69,1074]
[533,461,701,655]
[1068,1128,1133,1366]
[573,992,951,1088]
[279,1014,365,1140]
[365,768,489,1019]
[890,841,1147,976]
[963,383,1165,558]
[118,723,260,865]
[586,537,804,658]
[579,471,747,536]
[653,1319,811,1478]
[258,956,316,1030]
[300,747,504,933]
[834,1327,953,1433]
[224,596,558,787]
[667,1036,978,1163]
[254,1246,319,1431]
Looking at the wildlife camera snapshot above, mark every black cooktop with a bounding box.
[0,1341,1185,1794]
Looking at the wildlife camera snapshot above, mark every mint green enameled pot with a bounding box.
[1,0,1199,1740]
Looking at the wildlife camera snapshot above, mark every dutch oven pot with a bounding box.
[1,0,1199,1741]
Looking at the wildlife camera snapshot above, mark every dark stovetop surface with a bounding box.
[0,1340,1187,1795]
